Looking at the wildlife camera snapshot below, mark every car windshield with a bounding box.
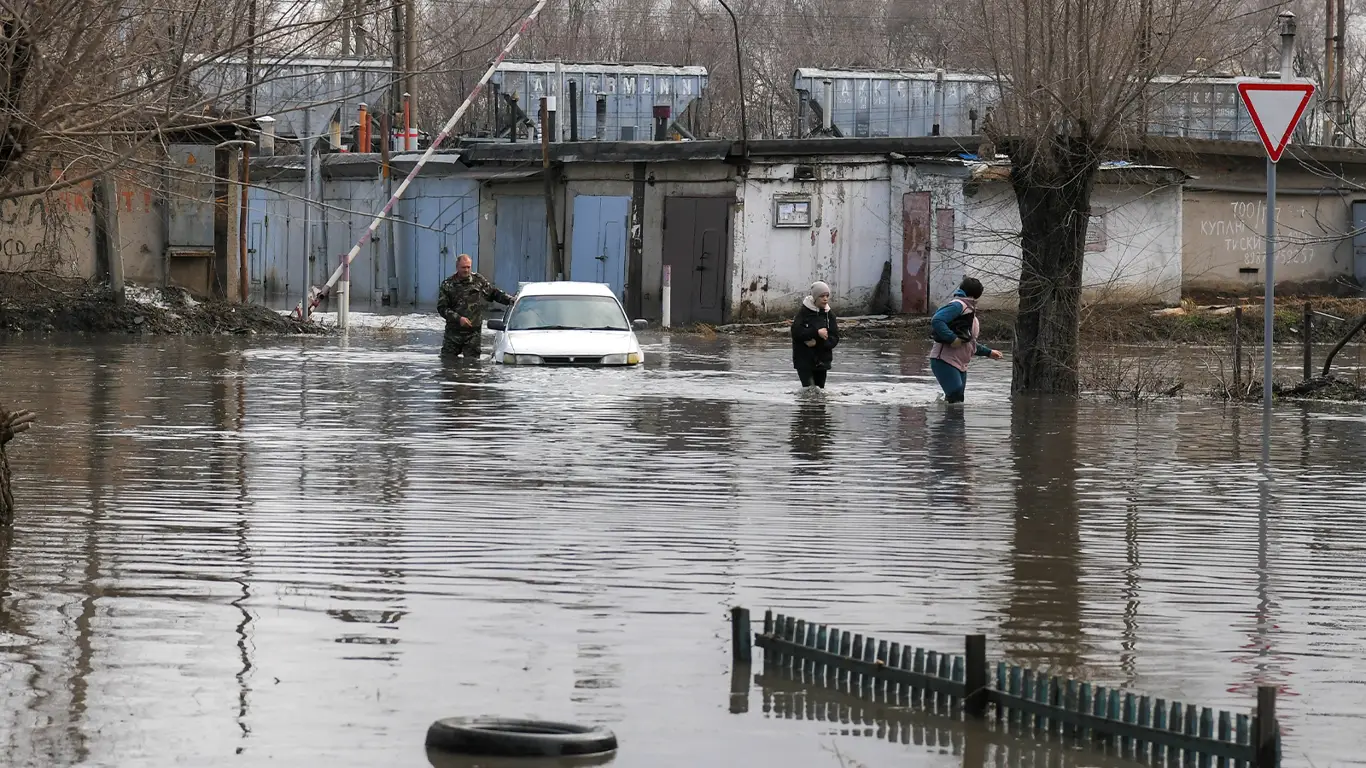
[506,295,630,331]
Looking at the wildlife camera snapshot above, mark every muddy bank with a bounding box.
[1216,375,1366,403]
[710,297,1366,346]
[0,275,327,336]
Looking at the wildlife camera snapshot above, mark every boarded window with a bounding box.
[936,208,955,250]
[1086,207,1108,252]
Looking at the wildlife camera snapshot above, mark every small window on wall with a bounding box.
[936,208,954,250]
[1086,207,1108,252]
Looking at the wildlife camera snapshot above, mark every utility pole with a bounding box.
[1324,0,1335,143]
[1335,0,1346,145]
[392,0,403,119]
[340,0,352,56]
[405,0,417,129]
[1139,0,1152,135]
[240,0,257,304]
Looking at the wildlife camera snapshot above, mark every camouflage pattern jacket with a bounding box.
[436,273,515,335]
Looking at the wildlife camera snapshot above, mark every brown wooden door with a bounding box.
[663,197,730,325]
[901,191,931,314]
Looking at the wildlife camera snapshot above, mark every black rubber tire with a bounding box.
[425,717,618,757]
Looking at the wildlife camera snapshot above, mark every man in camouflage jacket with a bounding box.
[436,253,517,358]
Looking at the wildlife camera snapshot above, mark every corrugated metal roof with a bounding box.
[498,60,708,77]
[793,67,996,84]
[193,55,393,69]
[967,161,1190,184]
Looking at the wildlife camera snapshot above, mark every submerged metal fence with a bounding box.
[729,607,1281,768]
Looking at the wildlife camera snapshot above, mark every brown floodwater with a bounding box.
[1,329,1364,768]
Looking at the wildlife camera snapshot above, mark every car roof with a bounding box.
[517,281,619,298]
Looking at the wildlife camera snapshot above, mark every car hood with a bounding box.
[503,329,639,356]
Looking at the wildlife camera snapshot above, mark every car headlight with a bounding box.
[503,353,542,365]
[601,353,642,366]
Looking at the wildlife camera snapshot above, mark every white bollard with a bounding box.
[338,255,350,331]
[661,265,672,329]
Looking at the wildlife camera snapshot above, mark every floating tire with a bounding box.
[425,717,618,757]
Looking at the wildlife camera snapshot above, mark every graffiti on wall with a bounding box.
[1189,195,1344,279]
[0,169,93,273]
[0,166,158,275]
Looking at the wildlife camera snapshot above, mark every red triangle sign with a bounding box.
[1237,81,1316,163]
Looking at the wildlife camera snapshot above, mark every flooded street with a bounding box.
[2,328,1365,768]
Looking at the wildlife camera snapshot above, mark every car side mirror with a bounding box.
[632,318,649,329]
[487,319,506,331]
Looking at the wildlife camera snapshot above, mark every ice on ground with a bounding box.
[300,310,447,333]
[124,284,169,309]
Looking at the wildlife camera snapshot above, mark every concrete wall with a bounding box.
[733,158,892,319]
[891,162,970,311]
[901,165,1184,310]
[1180,160,1360,295]
[0,164,167,287]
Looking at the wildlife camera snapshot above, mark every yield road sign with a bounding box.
[1237,81,1316,163]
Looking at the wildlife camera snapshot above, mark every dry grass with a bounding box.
[1079,351,1185,402]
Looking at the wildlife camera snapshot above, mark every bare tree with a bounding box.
[947,0,1266,394]
[0,405,35,526]
[0,0,372,201]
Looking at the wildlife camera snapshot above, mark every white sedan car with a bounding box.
[488,281,648,367]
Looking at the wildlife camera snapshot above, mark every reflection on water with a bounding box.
[750,665,1140,768]
[0,332,1364,767]
[1004,398,1084,673]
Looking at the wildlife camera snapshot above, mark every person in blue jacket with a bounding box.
[928,277,1003,403]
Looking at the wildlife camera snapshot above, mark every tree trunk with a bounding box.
[1,419,13,528]
[1,406,36,527]
[1008,138,1100,395]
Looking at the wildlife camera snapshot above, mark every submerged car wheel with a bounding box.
[425,717,618,757]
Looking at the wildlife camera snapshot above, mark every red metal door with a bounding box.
[901,192,931,314]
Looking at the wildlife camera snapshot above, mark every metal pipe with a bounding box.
[822,79,833,131]
[338,253,350,329]
[298,0,554,319]
[381,109,394,304]
[258,116,275,155]
[933,68,945,136]
[554,58,564,141]
[547,94,557,144]
[1278,12,1296,80]
[358,102,369,151]
[569,80,579,141]
[653,105,670,141]
[403,91,412,151]
[662,265,672,328]
[238,141,250,302]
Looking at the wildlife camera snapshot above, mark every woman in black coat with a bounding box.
[790,281,840,388]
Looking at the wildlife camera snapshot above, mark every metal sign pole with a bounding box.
[1262,158,1276,465]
